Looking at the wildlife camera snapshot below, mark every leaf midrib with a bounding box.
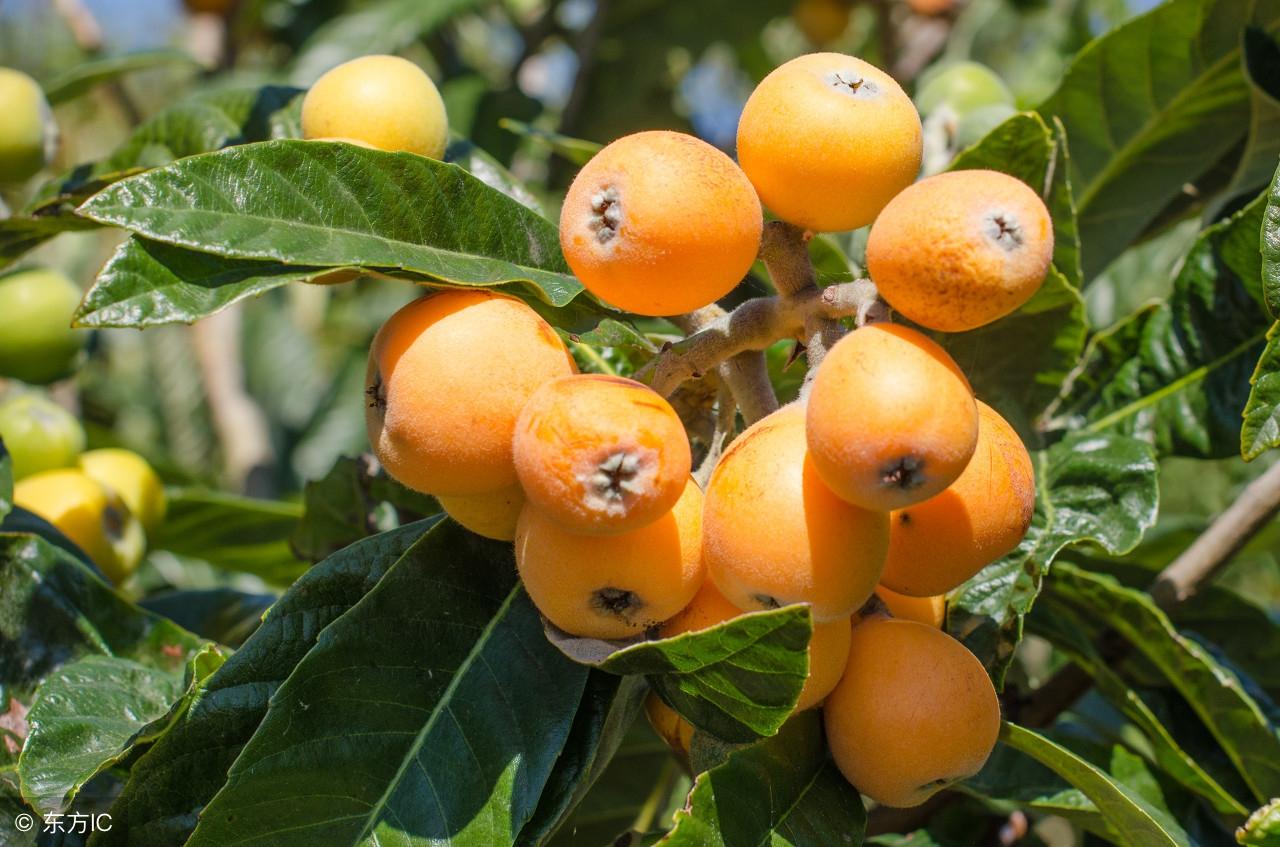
[351,583,523,846]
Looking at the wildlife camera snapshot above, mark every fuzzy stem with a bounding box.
[668,308,779,426]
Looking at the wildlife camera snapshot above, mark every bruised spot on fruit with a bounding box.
[579,449,659,516]
[588,185,622,244]
[898,512,912,525]
[880,456,926,491]
[827,71,878,97]
[591,586,644,620]
[751,593,783,610]
[984,211,1024,249]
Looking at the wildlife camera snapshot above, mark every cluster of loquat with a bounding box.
[307,50,1052,809]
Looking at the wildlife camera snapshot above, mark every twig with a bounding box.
[1149,459,1280,608]
[639,281,875,399]
[52,0,103,51]
[191,305,274,495]
[758,221,847,390]
[694,382,738,488]
[1018,458,1280,728]
[669,308,779,426]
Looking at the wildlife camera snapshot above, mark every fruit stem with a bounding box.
[669,307,779,426]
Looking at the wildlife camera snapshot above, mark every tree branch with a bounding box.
[669,307,779,427]
[636,281,876,398]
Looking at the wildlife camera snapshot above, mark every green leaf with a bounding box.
[1042,183,1274,458]
[1267,136,1280,318]
[291,455,439,563]
[1242,322,1280,458]
[1028,596,1251,815]
[0,532,203,689]
[74,236,339,329]
[186,521,588,847]
[149,489,304,586]
[444,137,544,214]
[19,648,223,816]
[139,589,275,648]
[560,605,812,743]
[1213,28,1280,222]
[96,520,433,847]
[499,119,603,166]
[43,50,200,105]
[36,85,303,209]
[659,712,866,846]
[1000,722,1191,846]
[525,674,652,847]
[948,432,1158,686]
[1239,798,1280,845]
[0,214,100,271]
[1049,562,1280,803]
[77,140,582,307]
[1037,0,1280,278]
[289,0,483,85]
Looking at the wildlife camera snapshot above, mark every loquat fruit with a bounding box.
[559,131,762,316]
[513,374,691,535]
[736,53,922,233]
[806,323,978,511]
[866,169,1053,332]
[437,484,526,542]
[515,478,704,640]
[703,404,889,622]
[824,617,1000,807]
[365,289,576,496]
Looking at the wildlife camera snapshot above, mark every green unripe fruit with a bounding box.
[954,103,1018,149]
[915,62,1013,118]
[0,393,86,480]
[0,67,55,183]
[0,268,87,384]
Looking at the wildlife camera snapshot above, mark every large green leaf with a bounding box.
[563,605,812,743]
[948,432,1158,686]
[149,489,304,586]
[1214,28,1280,222]
[289,0,483,85]
[1037,0,1280,278]
[0,532,203,689]
[941,114,1087,431]
[658,712,865,846]
[1242,323,1280,458]
[1000,722,1191,846]
[1029,596,1251,815]
[95,520,433,847]
[525,674,652,847]
[186,521,587,847]
[43,50,200,105]
[1267,138,1280,317]
[74,237,338,329]
[18,648,223,816]
[1049,563,1280,803]
[1042,182,1274,457]
[77,140,582,307]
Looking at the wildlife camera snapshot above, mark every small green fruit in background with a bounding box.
[13,468,146,584]
[915,61,1014,118]
[0,67,56,183]
[954,102,1018,149]
[0,393,86,480]
[78,448,167,535]
[0,268,87,385]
